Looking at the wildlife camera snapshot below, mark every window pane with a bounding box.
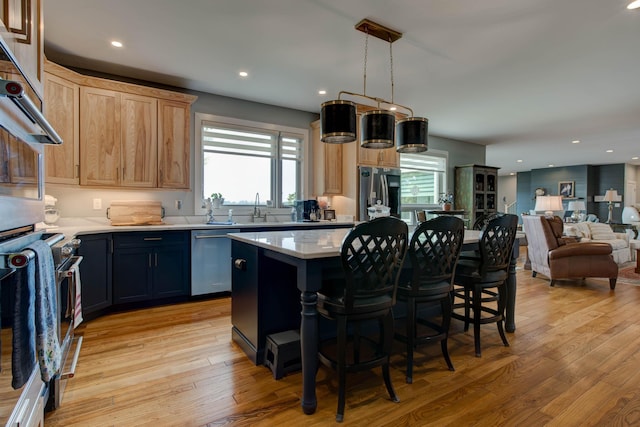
[203,152,271,204]
[281,158,298,205]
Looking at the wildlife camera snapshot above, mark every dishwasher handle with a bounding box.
[234,258,247,271]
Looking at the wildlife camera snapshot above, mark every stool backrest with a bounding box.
[478,213,519,275]
[340,216,408,309]
[408,216,465,289]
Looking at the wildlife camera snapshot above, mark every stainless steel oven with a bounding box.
[0,25,68,427]
[0,229,83,424]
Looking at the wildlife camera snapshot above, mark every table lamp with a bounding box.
[534,195,563,218]
[567,200,585,222]
[603,189,619,223]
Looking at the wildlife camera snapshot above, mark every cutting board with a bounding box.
[109,201,164,226]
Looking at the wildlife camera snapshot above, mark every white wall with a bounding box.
[498,175,517,213]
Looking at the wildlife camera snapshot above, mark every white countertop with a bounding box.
[229,228,483,260]
[36,216,355,241]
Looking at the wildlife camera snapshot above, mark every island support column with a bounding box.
[299,261,322,414]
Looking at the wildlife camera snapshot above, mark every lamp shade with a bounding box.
[320,100,357,143]
[534,195,563,215]
[567,201,585,211]
[604,189,619,202]
[396,117,428,153]
[360,110,395,148]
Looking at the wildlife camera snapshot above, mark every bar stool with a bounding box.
[317,216,408,422]
[395,216,464,383]
[452,214,518,357]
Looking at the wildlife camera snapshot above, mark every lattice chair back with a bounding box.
[340,216,408,310]
[408,216,465,290]
[478,214,519,276]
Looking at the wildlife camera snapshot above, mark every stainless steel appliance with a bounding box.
[358,166,402,221]
[0,231,82,424]
[191,228,240,295]
[0,32,72,425]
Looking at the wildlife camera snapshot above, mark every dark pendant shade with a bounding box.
[360,110,395,149]
[396,117,428,153]
[321,100,357,143]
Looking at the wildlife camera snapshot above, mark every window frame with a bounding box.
[194,112,310,214]
[399,149,449,224]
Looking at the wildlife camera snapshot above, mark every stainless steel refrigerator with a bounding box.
[358,166,402,221]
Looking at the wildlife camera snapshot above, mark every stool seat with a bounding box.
[264,330,301,380]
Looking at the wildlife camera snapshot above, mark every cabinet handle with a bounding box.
[75,164,79,178]
[234,258,247,271]
[155,253,158,267]
[143,237,163,241]
[148,253,152,268]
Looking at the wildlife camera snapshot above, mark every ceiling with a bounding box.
[43,0,640,176]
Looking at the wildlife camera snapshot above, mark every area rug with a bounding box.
[616,264,640,286]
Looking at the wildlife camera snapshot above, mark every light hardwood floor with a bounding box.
[44,262,640,426]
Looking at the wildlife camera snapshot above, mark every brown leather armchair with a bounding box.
[522,215,618,289]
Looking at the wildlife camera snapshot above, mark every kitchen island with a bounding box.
[228,228,519,415]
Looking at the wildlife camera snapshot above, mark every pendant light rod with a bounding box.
[335,90,414,117]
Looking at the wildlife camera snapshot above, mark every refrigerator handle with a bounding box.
[381,174,389,207]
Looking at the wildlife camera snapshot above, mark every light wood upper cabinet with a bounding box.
[0,0,44,95]
[121,93,157,188]
[158,100,189,189]
[311,120,342,196]
[79,86,121,186]
[44,61,197,189]
[44,72,80,184]
[354,112,400,168]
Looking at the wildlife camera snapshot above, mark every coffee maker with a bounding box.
[294,199,320,222]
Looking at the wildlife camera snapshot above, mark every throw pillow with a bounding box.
[588,223,616,240]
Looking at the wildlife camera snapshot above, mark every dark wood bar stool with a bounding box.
[395,216,464,383]
[452,214,518,357]
[317,217,408,422]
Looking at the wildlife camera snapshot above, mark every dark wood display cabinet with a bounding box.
[454,164,500,226]
[113,231,189,304]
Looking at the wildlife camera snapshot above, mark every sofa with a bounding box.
[523,215,618,289]
[563,221,631,264]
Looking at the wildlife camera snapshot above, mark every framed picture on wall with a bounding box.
[558,181,575,198]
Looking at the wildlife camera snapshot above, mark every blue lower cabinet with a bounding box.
[113,231,189,304]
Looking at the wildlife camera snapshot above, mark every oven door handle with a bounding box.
[61,336,83,379]
[58,256,83,279]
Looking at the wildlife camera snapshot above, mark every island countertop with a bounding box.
[228,228,483,260]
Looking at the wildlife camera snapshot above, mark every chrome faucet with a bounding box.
[252,192,266,222]
[254,192,261,218]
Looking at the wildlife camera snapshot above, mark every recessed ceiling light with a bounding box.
[110,41,123,48]
[510,172,515,176]
[606,149,614,153]
[548,164,554,167]
[318,90,326,95]
[572,140,580,144]
[633,156,639,160]
[628,0,640,10]
[516,159,523,163]
[238,71,248,78]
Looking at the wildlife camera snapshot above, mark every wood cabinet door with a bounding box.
[8,133,37,183]
[120,93,157,188]
[80,86,121,186]
[157,99,190,189]
[44,72,79,184]
[324,143,343,194]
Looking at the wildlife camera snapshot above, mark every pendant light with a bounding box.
[321,19,428,153]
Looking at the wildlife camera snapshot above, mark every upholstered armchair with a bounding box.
[522,215,618,289]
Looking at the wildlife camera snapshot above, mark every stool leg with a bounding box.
[405,297,416,383]
[440,296,455,371]
[473,284,482,357]
[497,282,510,347]
[381,311,399,403]
[336,316,347,423]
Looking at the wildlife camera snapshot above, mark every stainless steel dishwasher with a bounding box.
[191,228,240,295]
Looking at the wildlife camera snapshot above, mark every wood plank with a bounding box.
[44,270,640,425]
